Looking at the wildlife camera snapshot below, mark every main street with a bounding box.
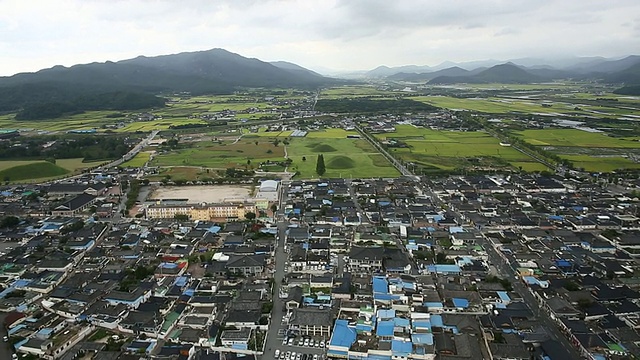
[263,181,290,357]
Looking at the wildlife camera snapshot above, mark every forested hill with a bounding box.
[0,48,337,119]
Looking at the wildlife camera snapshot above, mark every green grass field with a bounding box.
[120,152,152,168]
[377,125,541,171]
[559,155,640,172]
[286,136,399,179]
[151,128,398,179]
[516,129,640,148]
[0,162,69,181]
[321,86,396,99]
[409,95,638,119]
[151,138,285,169]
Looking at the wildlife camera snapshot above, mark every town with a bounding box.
[1,144,640,360]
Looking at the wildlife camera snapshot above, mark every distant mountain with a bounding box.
[270,61,323,77]
[0,48,336,118]
[366,55,640,81]
[366,65,434,78]
[429,63,544,84]
[604,62,640,84]
[387,67,471,82]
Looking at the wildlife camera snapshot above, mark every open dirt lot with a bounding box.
[149,185,253,203]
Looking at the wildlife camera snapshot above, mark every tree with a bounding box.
[174,214,189,221]
[270,204,278,214]
[0,216,20,228]
[316,154,326,176]
[302,156,306,162]
[245,212,256,222]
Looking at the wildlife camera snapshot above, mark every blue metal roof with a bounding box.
[452,298,469,308]
[330,320,357,347]
[372,276,389,294]
[391,339,413,355]
[376,320,394,336]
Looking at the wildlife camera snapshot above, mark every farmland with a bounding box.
[120,152,153,168]
[512,129,640,172]
[375,125,544,172]
[0,90,314,134]
[515,129,640,148]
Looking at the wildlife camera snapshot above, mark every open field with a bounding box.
[149,185,253,203]
[377,125,541,171]
[0,162,69,181]
[151,138,285,169]
[559,155,640,172]
[409,95,639,119]
[320,85,398,99]
[0,157,106,182]
[515,129,640,148]
[120,152,153,168]
[305,128,359,138]
[286,136,399,179]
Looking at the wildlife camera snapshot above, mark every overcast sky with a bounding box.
[2,0,639,76]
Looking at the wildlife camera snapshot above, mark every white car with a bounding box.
[275,350,281,358]
[303,339,309,347]
[309,339,314,347]
[288,338,294,346]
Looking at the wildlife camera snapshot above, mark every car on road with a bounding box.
[2,336,7,342]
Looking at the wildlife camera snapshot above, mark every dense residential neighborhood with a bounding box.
[0,166,640,360]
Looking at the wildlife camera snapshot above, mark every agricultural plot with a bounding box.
[120,152,152,168]
[558,155,640,172]
[377,125,542,172]
[321,85,398,99]
[410,95,638,119]
[514,128,640,172]
[516,129,640,148]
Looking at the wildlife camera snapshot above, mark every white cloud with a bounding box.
[0,0,638,75]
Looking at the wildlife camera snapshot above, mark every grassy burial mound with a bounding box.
[0,162,69,181]
[327,155,356,169]
[307,143,338,152]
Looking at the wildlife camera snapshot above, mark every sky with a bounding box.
[1,0,639,76]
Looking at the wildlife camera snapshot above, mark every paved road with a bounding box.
[0,313,14,360]
[480,235,582,358]
[263,182,290,357]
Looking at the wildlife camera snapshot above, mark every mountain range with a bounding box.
[367,55,640,86]
[2,49,640,120]
[0,48,336,119]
